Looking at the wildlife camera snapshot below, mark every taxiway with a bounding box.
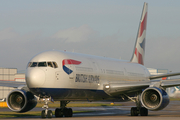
[1,101,180,120]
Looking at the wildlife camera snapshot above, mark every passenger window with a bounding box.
[30,62,38,67]
[47,62,53,68]
[53,62,58,68]
[38,62,47,67]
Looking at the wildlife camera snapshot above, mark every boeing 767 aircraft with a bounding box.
[1,2,180,118]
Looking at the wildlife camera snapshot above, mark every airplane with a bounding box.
[1,2,180,118]
[166,86,180,98]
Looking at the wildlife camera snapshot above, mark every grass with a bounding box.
[0,102,122,118]
[0,102,122,108]
[170,98,180,101]
[36,102,122,108]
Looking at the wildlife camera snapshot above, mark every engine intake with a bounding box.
[7,89,37,112]
[141,87,169,111]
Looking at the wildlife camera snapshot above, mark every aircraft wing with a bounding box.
[103,81,150,96]
[0,81,26,88]
[160,79,180,88]
[103,79,180,96]
[149,72,180,80]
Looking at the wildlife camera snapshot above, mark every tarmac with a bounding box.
[1,101,180,120]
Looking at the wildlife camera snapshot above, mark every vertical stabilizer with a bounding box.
[130,2,148,65]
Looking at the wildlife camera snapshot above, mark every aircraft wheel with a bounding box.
[68,108,73,117]
[41,110,46,118]
[55,108,63,117]
[64,108,68,117]
[47,110,53,118]
[131,107,138,116]
[64,108,73,117]
[140,107,148,116]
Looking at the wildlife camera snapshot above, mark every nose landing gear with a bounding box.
[40,97,73,118]
[41,98,53,118]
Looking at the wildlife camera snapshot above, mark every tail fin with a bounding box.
[130,2,148,65]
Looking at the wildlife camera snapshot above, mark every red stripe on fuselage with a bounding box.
[139,12,147,37]
[62,59,81,66]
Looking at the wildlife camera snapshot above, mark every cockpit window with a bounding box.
[53,62,58,68]
[30,62,38,67]
[38,62,47,67]
[28,61,58,68]
[47,62,53,68]
[28,62,32,67]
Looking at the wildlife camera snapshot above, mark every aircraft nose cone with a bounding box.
[26,68,45,88]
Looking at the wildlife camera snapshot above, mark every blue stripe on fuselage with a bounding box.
[63,65,73,75]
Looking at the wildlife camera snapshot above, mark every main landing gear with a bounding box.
[131,107,148,116]
[125,94,148,116]
[55,101,73,117]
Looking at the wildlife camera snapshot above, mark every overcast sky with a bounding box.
[0,0,180,73]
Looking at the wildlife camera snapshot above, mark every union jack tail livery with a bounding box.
[131,2,148,65]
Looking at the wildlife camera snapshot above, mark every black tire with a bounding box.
[131,107,138,116]
[64,108,69,117]
[140,107,148,116]
[41,110,46,118]
[68,108,73,117]
[55,108,63,117]
[47,110,53,118]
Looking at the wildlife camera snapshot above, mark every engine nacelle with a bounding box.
[141,87,169,111]
[7,89,37,113]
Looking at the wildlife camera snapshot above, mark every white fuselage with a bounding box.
[26,50,150,101]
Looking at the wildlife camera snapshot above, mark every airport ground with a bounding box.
[1,101,180,120]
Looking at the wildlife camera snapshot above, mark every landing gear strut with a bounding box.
[125,93,148,116]
[131,94,148,116]
[55,101,73,117]
[41,98,53,118]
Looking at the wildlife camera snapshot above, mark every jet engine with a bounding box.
[7,89,37,112]
[141,87,169,111]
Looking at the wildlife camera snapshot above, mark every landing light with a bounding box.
[105,85,110,89]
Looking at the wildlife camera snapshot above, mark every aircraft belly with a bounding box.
[30,88,110,101]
